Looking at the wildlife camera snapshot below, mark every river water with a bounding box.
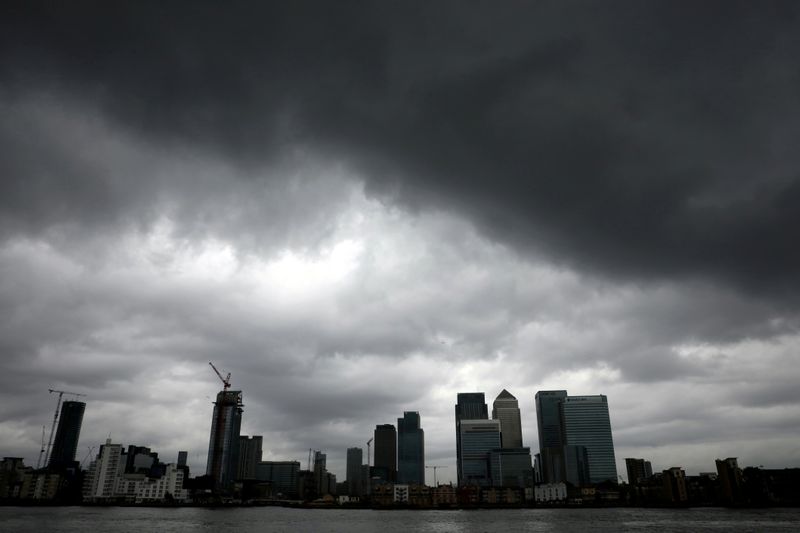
[1,506,798,532]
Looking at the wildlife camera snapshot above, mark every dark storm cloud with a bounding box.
[3,1,800,296]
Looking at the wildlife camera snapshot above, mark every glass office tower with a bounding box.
[397,411,424,484]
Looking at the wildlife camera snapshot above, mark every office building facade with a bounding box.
[346,447,363,496]
[560,395,618,483]
[373,424,397,483]
[535,390,617,485]
[237,435,263,480]
[455,393,488,485]
[256,460,300,498]
[397,411,425,484]
[205,390,243,490]
[492,389,523,449]
[489,447,533,487]
[458,419,501,486]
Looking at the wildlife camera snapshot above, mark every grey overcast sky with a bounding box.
[2,1,800,483]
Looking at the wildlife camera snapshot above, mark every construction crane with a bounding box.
[207,361,231,490]
[208,362,231,392]
[43,389,86,468]
[35,426,46,469]
[80,446,96,469]
[426,465,448,486]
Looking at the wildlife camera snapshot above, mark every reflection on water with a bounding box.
[1,506,798,533]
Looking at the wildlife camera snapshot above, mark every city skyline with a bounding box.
[5,384,770,488]
[2,2,800,488]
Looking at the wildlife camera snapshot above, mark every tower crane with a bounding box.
[208,362,231,392]
[43,389,86,468]
[80,446,96,469]
[426,465,448,486]
[36,425,46,469]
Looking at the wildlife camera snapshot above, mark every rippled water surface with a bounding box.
[1,506,798,533]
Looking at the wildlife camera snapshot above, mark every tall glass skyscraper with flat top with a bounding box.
[535,390,567,450]
[458,419,501,486]
[374,424,397,482]
[455,393,488,485]
[397,412,424,484]
[206,390,243,490]
[560,395,617,484]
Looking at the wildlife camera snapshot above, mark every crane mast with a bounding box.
[426,465,448,486]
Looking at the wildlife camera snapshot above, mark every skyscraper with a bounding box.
[48,401,85,470]
[535,390,617,485]
[397,411,425,485]
[535,390,567,450]
[560,395,617,484]
[455,393,488,485]
[458,419,501,486]
[492,389,523,448]
[237,435,263,480]
[346,447,363,496]
[206,390,243,490]
[535,390,568,484]
[373,424,397,483]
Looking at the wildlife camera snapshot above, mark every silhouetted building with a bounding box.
[255,460,300,498]
[397,412,425,484]
[489,447,533,487]
[346,447,363,496]
[562,444,590,487]
[177,451,188,467]
[625,458,653,485]
[124,445,158,475]
[455,393,488,485]
[535,390,617,485]
[716,457,744,505]
[205,390,243,491]
[458,419,501,486]
[374,424,397,483]
[560,395,618,483]
[492,390,523,448]
[535,390,567,483]
[48,401,85,471]
[237,435,263,480]
[662,467,688,503]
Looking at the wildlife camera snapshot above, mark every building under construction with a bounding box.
[48,400,86,471]
[205,362,244,492]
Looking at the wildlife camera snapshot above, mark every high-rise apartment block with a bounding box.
[48,401,86,470]
[492,390,523,448]
[205,390,243,490]
[397,411,425,485]
[455,393,488,485]
[83,439,124,501]
[625,457,653,485]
